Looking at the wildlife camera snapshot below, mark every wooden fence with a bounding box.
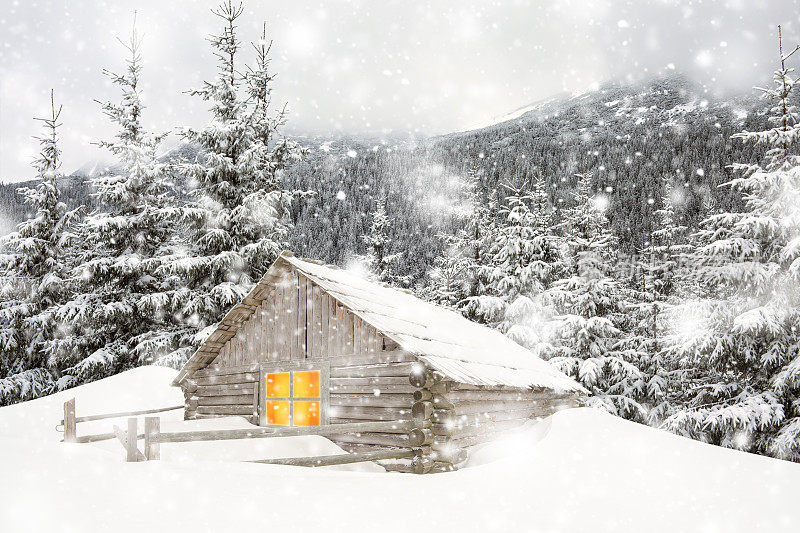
[60,397,184,443]
[61,398,420,468]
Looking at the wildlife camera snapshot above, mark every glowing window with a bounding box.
[266,372,290,398]
[266,400,291,426]
[263,369,323,427]
[293,371,319,398]
[293,401,320,426]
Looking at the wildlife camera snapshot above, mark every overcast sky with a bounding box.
[0,0,797,181]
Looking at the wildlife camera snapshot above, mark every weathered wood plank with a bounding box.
[144,417,160,461]
[330,362,418,378]
[443,389,573,402]
[194,373,258,386]
[298,274,307,358]
[196,405,255,416]
[331,394,414,408]
[330,376,414,387]
[154,420,416,443]
[197,394,255,406]
[63,398,76,443]
[305,275,315,358]
[328,432,412,447]
[196,384,256,396]
[249,448,417,467]
[329,405,412,420]
[329,384,418,394]
[326,350,416,368]
[196,363,260,378]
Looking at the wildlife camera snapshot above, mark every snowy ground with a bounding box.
[1,367,798,532]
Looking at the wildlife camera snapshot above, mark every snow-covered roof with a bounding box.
[174,252,585,393]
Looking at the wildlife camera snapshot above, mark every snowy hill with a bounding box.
[0,367,798,532]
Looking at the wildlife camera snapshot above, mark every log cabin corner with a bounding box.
[172,251,588,473]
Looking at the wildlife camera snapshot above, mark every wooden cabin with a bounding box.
[172,251,587,473]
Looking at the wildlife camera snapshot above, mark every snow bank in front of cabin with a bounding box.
[1,366,799,532]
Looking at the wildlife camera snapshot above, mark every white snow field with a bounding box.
[1,366,798,532]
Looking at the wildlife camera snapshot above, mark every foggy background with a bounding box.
[0,0,797,182]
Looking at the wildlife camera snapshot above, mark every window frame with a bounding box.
[258,360,330,427]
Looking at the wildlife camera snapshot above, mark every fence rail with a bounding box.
[61,397,183,443]
[61,398,420,469]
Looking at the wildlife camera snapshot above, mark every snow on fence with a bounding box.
[60,398,420,467]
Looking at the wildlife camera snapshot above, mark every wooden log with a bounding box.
[195,363,260,378]
[197,394,255,406]
[381,463,416,473]
[430,394,455,410]
[412,456,434,474]
[111,425,145,462]
[413,389,433,402]
[196,384,256,396]
[249,448,417,467]
[155,420,416,443]
[328,432,412,447]
[194,373,258,386]
[182,380,198,393]
[327,350,416,368]
[435,407,541,425]
[430,462,458,473]
[408,427,434,446]
[432,418,528,439]
[447,399,545,416]
[330,376,412,387]
[196,405,255,416]
[330,363,419,379]
[127,418,143,462]
[436,431,511,451]
[329,384,418,394]
[429,382,455,394]
[329,418,424,433]
[328,405,412,420]
[75,431,143,444]
[330,394,414,408]
[409,368,434,388]
[444,389,570,403]
[60,404,184,425]
[336,443,396,455]
[412,401,434,422]
[144,417,160,461]
[63,398,76,443]
[430,446,468,465]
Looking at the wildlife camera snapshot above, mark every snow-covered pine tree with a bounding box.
[163,2,305,361]
[425,163,492,308]
[623,177,692,424]
[664,28,800,460]
[50,20,187,385]
[486,173,563,348]
[543,172,644,418]
[362,198,408,286]
[0,91,80,403]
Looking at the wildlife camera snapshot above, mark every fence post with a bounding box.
[126,418,138,462]
[144,416,160,460]
[64,398,76,443]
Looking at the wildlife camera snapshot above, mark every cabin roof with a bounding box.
[173,252,586,393]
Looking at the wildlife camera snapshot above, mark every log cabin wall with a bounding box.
[182,267,419,465]
[408,370,583,473]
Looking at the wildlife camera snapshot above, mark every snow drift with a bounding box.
[0,366,798,532]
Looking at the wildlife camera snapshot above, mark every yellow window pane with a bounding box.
[293,401,320,426]
[266,372,290,398]
[293,371,320,398]
[266,400,290,425]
